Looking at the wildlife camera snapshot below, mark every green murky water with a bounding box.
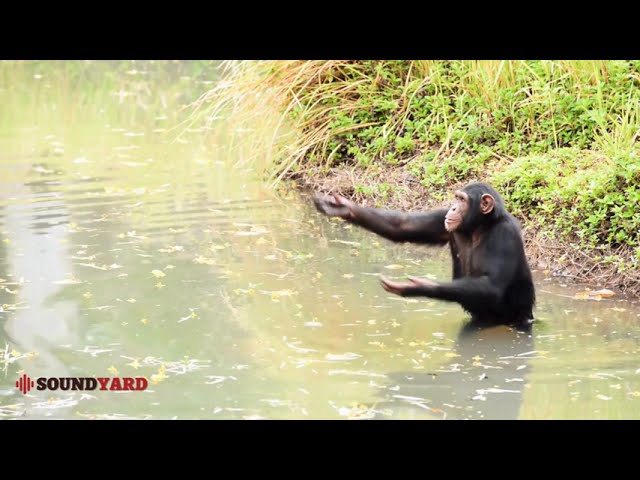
[2,61,640,420]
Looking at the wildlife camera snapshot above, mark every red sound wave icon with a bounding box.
[15,374,35,395]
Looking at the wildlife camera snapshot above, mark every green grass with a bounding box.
[199,60,640,256]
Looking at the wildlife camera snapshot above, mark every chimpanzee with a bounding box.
[313,182,535,325]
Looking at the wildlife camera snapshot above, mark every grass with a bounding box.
[197,60,640,293]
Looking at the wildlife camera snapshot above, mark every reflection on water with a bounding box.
[4,171,78,372]
[379,322,534,419]
[2,62,640,419]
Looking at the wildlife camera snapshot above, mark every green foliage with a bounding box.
[204,60,640,254]
[292,60,640,164]
[273,60,640,251]
[491,149,640,248]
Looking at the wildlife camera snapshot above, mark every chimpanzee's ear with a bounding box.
[480,194,495,215]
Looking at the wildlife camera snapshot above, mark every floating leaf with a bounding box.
[384,264,404,270]
[592,289,615,298]
[107,366,119,376]
[330,239,361,247]
[158,245,184,253]
[576,289,615,300]
[194,255,216,265]
[151,270,166,278]
[127,359,141,369]
[151,365,168,384]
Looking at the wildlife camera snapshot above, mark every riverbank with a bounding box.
[292,161,640,297]
[200,60,640,297]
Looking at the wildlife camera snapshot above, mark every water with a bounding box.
[1,62,640,419]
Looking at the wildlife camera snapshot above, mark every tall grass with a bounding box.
[196,60,640,185]
[194,60,640,263]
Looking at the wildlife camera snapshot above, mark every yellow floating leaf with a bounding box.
[108,366,119,376]
[140,318,149,325]
[343,273,354,279]
[83,292,93,299]
[127,359,141,369]
[444,352,461,358]
[315,271,323,279]
[151,365,168,384]
[155,281,165,289]
[194,255,216,265]
[269,289,297,297]
[151,269,166,278]
[126,298,136,303]
[384,264,404,270]
[591,289,615,298]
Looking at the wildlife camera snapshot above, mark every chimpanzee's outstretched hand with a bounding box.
[313,194,355,220]
[380,275,438,297]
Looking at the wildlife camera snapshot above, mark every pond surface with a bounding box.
[2,61,640,419]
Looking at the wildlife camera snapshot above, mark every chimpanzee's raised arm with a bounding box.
[313,194,449,245]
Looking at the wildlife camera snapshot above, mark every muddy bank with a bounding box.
[291,165,640,298]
